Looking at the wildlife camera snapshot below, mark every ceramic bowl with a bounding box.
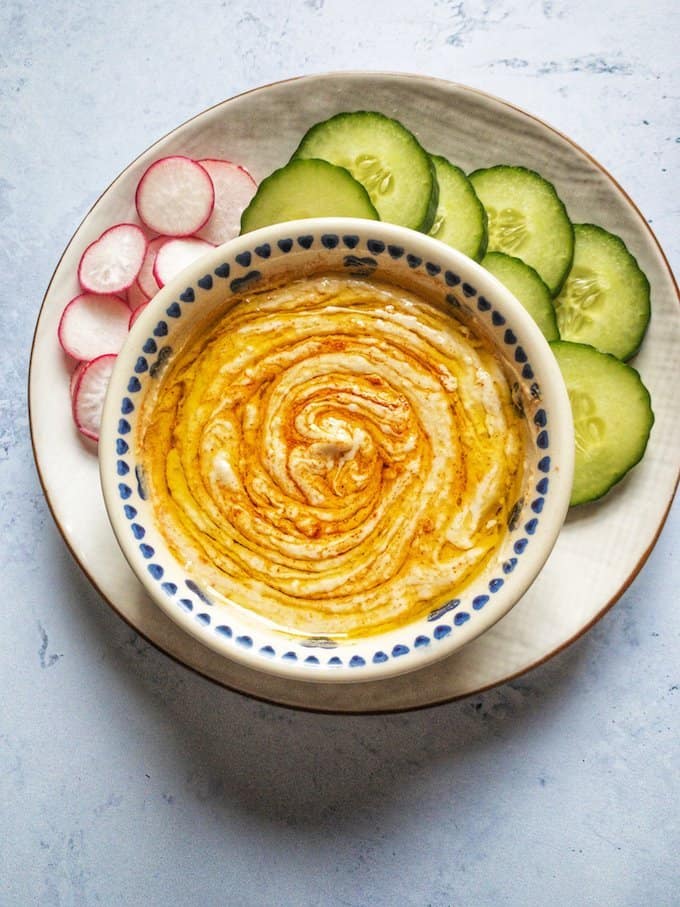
[99,217,574,683]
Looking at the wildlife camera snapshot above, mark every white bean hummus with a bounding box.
[138,276,529,638]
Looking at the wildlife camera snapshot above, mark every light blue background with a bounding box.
[2,1,678,904]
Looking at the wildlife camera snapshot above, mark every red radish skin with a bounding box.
[136,235,168,298]
[59,153,257,452]
[135,156,215,237]
[69,360,88,398]
[72,354,117,442]
[58,293,131,361]
[195,159,257,245]
[152,237,214,287]
[127,279,151,312]
[129,302,148,330]
[78,223,147,295]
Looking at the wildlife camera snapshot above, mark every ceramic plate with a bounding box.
[30,72,680,713]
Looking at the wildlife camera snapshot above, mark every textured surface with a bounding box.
[3,2,680,905]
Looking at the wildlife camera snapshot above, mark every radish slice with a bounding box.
[195,159,257,245]
[153,237,214,287]
[129,302,148,330]
[135,156,214,236]
[127,279,150,312]
[136,235,168,298]
[78,223,147,294]
[72,354,117,442]
[69,360,88,398]
[58,293,131,360]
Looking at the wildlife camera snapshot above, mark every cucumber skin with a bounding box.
[421,154,439,234]
[292,111,439,233]
[469,165,574,297]
[429,155,488,261]
[555,223,651,361]
[550,340,654,506]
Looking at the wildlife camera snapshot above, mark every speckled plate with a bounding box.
[29,72,680,713]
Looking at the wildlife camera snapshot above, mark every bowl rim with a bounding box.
[99,216,574,683]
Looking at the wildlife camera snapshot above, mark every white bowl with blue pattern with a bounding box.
[99,218,574,683]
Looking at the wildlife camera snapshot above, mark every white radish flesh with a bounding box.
[195,159,257,245]
[135,156,214,236]
[72,354,117,442]
[78,223,147,294]
[58,293,131,361]
[152,237,214,287]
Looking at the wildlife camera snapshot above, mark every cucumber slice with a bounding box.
[292,111,438,232]
[553,224,651,361]
[240,158,378,233]
[551,341,654,506]
[469,165,574,296]
[482,251,559,341]
[428,155,487,260]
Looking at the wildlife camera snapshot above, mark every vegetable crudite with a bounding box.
[554,223,651,360]
[428,154,487,261]
[482,251,558,342]
[153,237,215,288]
[469,164,574,297]
[292,111,438,232]
[56,109,655,509]
[72,354,117,443]
[551,341,654,505]
[78,223,147,295]
[135,155,215,237]
[241,158,378,233]
[59,293,131,361]
[58,154,257,442]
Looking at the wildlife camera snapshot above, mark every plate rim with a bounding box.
[28,70,680,714]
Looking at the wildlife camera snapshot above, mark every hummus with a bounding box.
[138,275,529,639]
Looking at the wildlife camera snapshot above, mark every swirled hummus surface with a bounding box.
[138,275,529,639]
